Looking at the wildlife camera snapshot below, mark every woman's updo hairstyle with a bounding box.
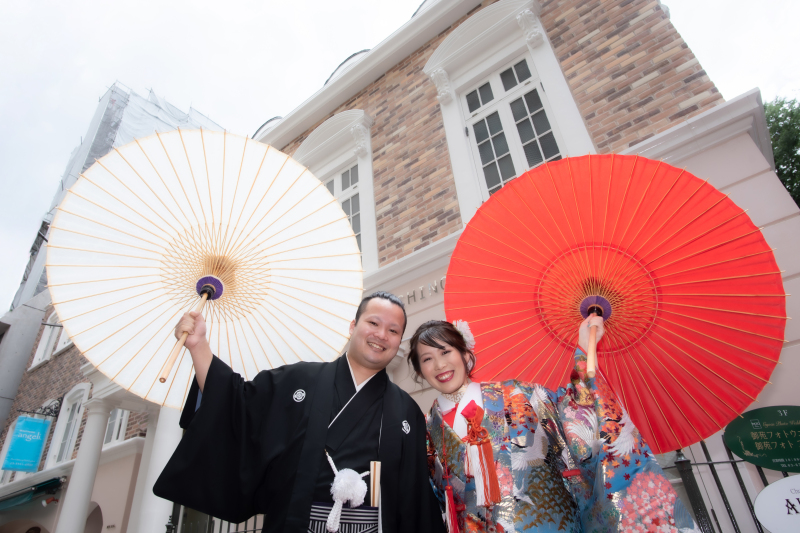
[408,320,476,380]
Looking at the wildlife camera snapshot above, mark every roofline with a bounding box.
[254,0,479,148]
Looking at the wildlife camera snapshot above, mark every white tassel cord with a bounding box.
[325,451,369,533]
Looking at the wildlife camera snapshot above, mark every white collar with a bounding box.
[437,381,483,440]
[346,353,376,393]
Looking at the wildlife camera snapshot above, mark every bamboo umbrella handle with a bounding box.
[159,293,209,383]
[586,324,598,379]
[370,461,381,507]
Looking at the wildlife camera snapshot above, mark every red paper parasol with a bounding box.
[445,154,786,454]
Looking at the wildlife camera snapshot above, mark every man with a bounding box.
[154,291,444,533]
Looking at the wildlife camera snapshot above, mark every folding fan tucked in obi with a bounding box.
[46,130,363,409]
[445,154,786,454]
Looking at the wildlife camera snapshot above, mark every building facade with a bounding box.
[0,1,795,533]
[0,84,222,533]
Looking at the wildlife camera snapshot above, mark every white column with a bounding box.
[54,399,111,533]
[130,405,182,533]
[125,407,159,533]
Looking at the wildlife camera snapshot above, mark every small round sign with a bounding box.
[754,475,800,532]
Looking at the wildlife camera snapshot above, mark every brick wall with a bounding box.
[542,0,724,152]
[278,9,484,267]
[0,304,148,483]
[277,0,722,266]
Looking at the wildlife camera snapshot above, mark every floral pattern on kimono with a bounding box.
[556,350,699,533]
[426,382,579,533]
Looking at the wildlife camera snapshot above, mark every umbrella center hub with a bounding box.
[538,243,659,353]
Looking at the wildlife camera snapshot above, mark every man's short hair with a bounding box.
[354,291,408,334]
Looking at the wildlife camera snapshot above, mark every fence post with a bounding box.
[675,449,716,533]
[700,440,741,533]
[723,437,763,533]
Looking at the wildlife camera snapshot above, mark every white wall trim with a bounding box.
[364,229,461,294]
[620,88,775,168]
[0,436,145,500]
[293,110,380,273]
[422,0,595,224]
[256,0,478,149]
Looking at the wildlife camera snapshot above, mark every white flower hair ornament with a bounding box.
[452,320,476,351]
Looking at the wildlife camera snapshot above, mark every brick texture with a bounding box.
[541,0,724,152]
[0,304,148,483]
[278,9,486,267]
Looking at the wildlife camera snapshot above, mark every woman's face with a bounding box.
[417,339,469,395]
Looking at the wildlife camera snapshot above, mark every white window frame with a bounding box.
[291,109,379,273]
[463,55,567,197]
[423,0,595,223]
[30,311,61,370]
[103,408,129,447]
[45,383,90,468]
[53,320,73,355]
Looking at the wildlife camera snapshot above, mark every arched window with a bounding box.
[103,408,128,447]
[292,110,380,273]
[30,312,61,369]
[45,384,90,468]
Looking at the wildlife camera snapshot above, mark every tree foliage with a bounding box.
[764,97,800,206]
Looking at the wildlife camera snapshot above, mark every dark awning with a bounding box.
[0,477,63,512]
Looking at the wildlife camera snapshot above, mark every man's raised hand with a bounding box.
[176,311,208,350]
[174,311,213,391]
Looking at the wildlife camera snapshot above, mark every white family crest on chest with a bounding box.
[402,420,410,434]
[293,389,306,402]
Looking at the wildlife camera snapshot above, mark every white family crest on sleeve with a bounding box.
[402,420,410,434]
[293,389,306,402]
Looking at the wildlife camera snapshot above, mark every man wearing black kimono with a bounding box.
[154,292,444,533]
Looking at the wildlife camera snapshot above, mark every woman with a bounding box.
[409,319,696,533]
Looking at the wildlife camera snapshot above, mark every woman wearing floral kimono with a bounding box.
[409,318,697,533]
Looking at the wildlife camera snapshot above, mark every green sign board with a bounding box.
[724,405,800,473]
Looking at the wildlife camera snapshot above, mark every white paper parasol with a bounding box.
[46,130,363,408]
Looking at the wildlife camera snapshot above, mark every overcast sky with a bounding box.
[1,0,798,310]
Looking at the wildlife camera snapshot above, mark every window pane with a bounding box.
[351,193,360,214]
[473,121,489,143]
[524,141,543,167]
[342,198,351,215]
[478,83,494,105]
[325,180,334,195]
[492,132,509,157]
[531,110,552,135]
[356,234,361,251]
[516,119,535,144]
[466,90,481,112]
[352,213,361,234]
[497,155,516,181]
[105,409,118,444]
[478,140,495,165]
[500,68,517,91]
[350,165,359,185]
[524,89,543,113]
[510,98,527,122]
[483,163,502,190]
[488,184,502,195]
[514,60,532,82]
[540,132,560,159]
[486,112,503,135]
[341,169,350,190]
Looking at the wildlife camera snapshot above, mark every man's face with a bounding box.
[348,298,405,372]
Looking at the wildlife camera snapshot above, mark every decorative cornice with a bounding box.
[293,110,373,169]
[351,122,372,158]
[429,68,453,104]
[423,0,539,77]
[516,8,544,48]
